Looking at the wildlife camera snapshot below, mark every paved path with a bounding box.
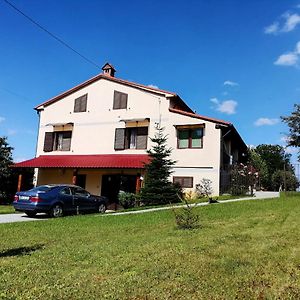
[103,191,280,217]
[0,213,49,224]
[0,191,279,224]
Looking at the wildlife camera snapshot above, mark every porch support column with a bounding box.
[17,174,22,192]
[72,169,78,185]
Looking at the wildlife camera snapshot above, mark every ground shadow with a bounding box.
[21,213,49,219]
[0,244,45,258]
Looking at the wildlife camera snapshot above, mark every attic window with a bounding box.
[74,94,87,113]
[113,91,128,110]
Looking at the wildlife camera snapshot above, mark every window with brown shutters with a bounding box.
[113,91,128,109]
[114,127,148,150]
[114,128,126,150]
[74,94,87,113]
[43,132,54,152]
[173,176,193,188]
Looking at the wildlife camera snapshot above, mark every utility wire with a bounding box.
[3,0,101,70]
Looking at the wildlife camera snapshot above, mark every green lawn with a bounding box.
[0,205,15,214]
[1,195,300,299]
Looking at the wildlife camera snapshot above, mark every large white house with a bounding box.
[15,63,247,203]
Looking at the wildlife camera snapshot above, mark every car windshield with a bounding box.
[28,185,55,193]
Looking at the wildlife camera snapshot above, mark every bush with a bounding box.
[173,198,200,229]
[118,192,137,209]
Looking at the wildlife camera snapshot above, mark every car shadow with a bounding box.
[21,213,49,219]
[0,244,45,258]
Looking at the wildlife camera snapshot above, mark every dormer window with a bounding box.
[74,94,87,113]
[113,91,128,110]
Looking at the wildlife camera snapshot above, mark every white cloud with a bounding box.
[274,41,300,67]
[264,22,279,34]
[254,118,279,126]
[0,116,5,123]
[147,84,159,89]
[223,80,239,87]
[210,98,237,115]
[274,52,298,66]
[282,12,300,32]
[265,10,300,34]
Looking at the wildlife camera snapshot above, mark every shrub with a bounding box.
[118,192,137,209]
[173,197,200,229]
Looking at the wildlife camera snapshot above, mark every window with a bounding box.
[43,131,72,152]
[74,94,87,113]
[177,128,203,149]
[113,91,128,109]
[114,127,148,150]
[60,187,72,195]
[173,176,193,188]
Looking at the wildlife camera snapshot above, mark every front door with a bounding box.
[101,174,137,204]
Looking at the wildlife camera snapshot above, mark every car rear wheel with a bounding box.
[98,203,106,214]
[25,211,36,217]
[50,204,63,218]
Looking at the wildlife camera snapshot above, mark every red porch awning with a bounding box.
[13,154,149,169]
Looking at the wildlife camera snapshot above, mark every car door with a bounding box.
[58,187,75,212]
[73,187,95,211]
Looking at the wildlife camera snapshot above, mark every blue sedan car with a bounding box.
[13,184,108,218]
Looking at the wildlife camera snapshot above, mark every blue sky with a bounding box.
[0,0,299,163]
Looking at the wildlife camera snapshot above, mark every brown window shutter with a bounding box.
[62,131,72,151]
[114,128,125,150]
[182,177,193,188]
[136,127,148,149]
[113,91,121,109]
[74,94,87,112]
[43,132,54,152]
[120,93,128,109]
[113,91,128,109]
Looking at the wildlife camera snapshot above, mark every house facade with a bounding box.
[15,63,247,203]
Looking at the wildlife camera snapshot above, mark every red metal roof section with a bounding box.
[35,74,177,110]
[13,154,149,169]
[169,108,232,126]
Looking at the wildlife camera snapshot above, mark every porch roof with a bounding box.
[13,154,149,169]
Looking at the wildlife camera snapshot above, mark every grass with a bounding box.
[0,205,15,214]
[1,195,300,299]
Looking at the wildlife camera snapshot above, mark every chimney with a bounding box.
[101,62,116,77]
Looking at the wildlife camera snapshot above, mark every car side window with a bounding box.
[74,187,90,197]
[60,187,72,195]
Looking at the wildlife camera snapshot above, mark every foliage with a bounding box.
[271,170,299,191]
[250,144,297,191]
[230,163,256,196]
[196,178,213,199]
[140,126,181,205]
[2,196,300,299]
[281,104,300,160]
[118,192,137,209]
[0,137,34,203]
[247,148,268,188]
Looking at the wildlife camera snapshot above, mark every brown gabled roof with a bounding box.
[35,74,177,110]
[169,107,232,126]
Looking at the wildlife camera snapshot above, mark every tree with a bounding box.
[0,137,14,202]
[0,136,34,203]
[281,104,300,160]
[247,148,268,189]
[253,144,297,191]
[271,170,299,191]
[140,126,180,205]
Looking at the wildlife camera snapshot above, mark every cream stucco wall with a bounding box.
[36,77,222,195]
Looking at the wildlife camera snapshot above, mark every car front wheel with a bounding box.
[50,204,63,218]
[98,203,106,214]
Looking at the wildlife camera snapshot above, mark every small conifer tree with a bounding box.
[140,126,180,205]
